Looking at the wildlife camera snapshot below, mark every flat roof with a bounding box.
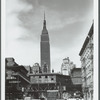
[29,73,70,77]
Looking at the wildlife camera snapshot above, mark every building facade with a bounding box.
[40,13,51,73]
[31,63,41,74]
[29,73,72,99]
[61,57,76,75]
[5,58,30,100]
[70,68,83,98]
[5,57,83,100]
[79,23,93,100]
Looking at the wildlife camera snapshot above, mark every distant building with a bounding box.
[32,63,41,74]
[61,57,76,75]
[40,13,51,73]
[79,23,93,100]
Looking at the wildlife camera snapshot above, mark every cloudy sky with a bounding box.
[6,0,93,72]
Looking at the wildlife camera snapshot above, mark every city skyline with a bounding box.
[6,0,93,72]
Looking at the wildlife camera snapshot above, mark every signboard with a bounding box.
[47,90,59,92]
[9,81,21,83]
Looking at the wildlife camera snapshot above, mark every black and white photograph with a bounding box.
[1,0,98,100]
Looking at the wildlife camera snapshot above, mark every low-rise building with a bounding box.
[5,58,30,100]
[29,73,72,99]
[5,57,83,100]
[70,68,82,98]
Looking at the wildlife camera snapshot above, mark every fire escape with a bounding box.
[82,41,93,96]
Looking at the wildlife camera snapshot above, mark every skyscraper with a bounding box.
[40,13,50,73]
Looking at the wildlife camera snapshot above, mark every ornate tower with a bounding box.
[40,13,50,73]
[61,57,70,75]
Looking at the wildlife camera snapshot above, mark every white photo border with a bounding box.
[1,0,99,100]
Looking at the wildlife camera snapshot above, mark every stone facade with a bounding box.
[79,23,93,100]
[32,63,40,74]
[61,57,76,75]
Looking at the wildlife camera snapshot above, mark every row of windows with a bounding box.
[39,75,47,78]
[31,76,54,80]
[81,44,93,64]
[39,76,54,80]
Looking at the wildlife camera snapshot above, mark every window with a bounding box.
[39,76,41,78]
[45,75,48,78]
[51,78,54,80]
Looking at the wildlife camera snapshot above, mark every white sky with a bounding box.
[6,0,93,72]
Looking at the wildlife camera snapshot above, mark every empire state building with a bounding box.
[40,13,51,73]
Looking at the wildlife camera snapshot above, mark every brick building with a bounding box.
[5,58,30,100]
[70,68,82,98]
[79,23,93,100]
[28,73,72,99]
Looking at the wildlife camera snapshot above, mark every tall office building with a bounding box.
[40,13,50,73]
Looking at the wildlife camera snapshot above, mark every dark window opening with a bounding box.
[39,76,41,78]
[51,78,54,80]
[45,75,48,78]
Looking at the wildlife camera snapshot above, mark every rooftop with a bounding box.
[79,23,93,56]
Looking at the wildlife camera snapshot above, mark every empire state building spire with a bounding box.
[40,13,51,73]
[44,11,45,21]
[42,12,48,34]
